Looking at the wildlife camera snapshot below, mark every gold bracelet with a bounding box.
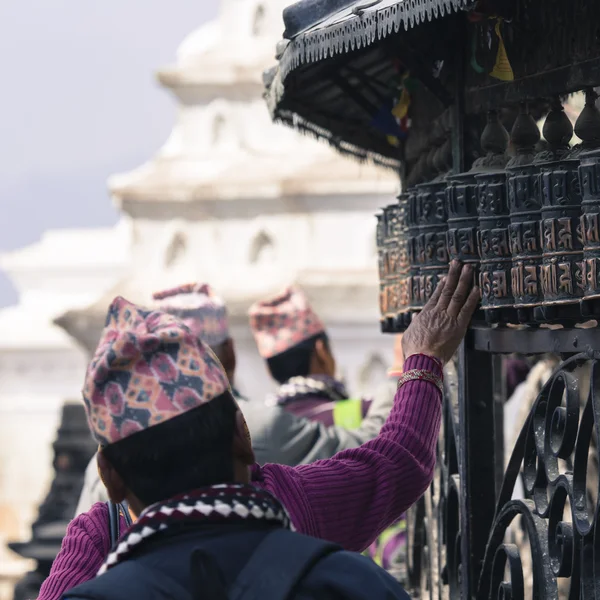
[397,369,444,397]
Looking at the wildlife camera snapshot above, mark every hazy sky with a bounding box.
[0,0,218,306]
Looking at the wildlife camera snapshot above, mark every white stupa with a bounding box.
[56,0,400,402]
[0,223,130,593]
[0,2,399,592]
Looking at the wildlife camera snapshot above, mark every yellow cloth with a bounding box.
[490,19,514,81]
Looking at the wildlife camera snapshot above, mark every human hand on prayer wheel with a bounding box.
[402,261,479,365]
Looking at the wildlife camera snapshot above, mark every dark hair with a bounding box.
[102,391,238,506]
[266,332,328,385]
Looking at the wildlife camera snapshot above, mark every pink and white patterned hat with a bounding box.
[83,296,230,446]
[152,283,229,349]
[248,286,325,359]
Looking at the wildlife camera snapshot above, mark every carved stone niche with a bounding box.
[414,180,449,308]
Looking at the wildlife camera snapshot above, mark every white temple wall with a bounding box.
[127,207,384,289]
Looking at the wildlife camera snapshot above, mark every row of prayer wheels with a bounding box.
[377,90,600,332]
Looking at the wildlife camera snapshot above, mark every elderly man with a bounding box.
[76,283,394,515]
[38,262,478,600]
[63,297,411,599]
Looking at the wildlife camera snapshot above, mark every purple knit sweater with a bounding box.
[38,355,441,600]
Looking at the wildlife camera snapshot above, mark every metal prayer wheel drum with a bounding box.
[377,208,398,333]
[579,148,600,311]
[415,181,449,306]
[476,170,517,324]
[406,188,423,313]
[395,197,412,331]
[384,203,402,332]
[537,159,585,321]
[446,172,480,267]
[376,212,389,332]
[446,172,483,321]
[507,163,543,322]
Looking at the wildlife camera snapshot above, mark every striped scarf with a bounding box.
[271,375,349,406]
[98,484,292,576]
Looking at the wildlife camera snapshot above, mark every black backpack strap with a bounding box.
[107,501,133,547]
[229,529,341,600]
[107,501,119,548]
[190,549,227,600]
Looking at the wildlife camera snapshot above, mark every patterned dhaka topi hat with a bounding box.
[248,286,325,359]
[152,283,229,349]
[83,296,230,446]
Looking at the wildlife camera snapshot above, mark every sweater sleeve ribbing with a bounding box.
[37,502,111,600]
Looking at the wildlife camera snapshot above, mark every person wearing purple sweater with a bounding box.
[38,261,478,600]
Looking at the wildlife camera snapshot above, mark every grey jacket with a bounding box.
[74,382,394,516]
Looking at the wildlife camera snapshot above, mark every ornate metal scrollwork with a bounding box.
[477,353,600,600]
[406,361,463,600]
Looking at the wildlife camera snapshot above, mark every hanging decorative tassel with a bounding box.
[490,18,514,81]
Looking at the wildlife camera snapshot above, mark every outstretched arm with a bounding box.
[255,354,441,550]
[255,262,478,551]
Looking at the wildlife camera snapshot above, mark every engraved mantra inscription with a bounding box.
[421,232,448,264]
[511,263,539,299]
[480,269,509,301]
[540,262,585,297]
[584,258,600,293]
[508,221,540,255]
[447,228,477,259]
[542,218,579,253]
[582,213,600,246]
[479,228,511,259]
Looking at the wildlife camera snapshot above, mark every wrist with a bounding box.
[404,353,443,370]
[403,354,444,379]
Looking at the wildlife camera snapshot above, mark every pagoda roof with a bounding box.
[265,0,476,170]
[266,0,600,177]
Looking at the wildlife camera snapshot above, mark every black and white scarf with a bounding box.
[98,484,292,575]
[270,375,349,406]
